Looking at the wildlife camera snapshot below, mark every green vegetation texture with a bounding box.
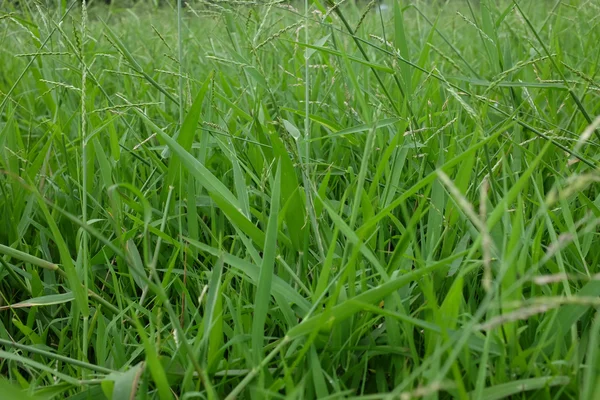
[0,0,599,399]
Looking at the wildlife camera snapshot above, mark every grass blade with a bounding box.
[252,161,281,364]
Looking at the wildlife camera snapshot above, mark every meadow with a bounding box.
[0,0,599,398]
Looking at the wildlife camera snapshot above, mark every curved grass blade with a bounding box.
[0,292,74,310]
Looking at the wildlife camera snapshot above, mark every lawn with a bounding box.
[0,0,599,398]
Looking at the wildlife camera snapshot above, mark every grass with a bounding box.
[0,0,599,398]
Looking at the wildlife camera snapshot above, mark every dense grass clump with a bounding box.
[1,0,599,398]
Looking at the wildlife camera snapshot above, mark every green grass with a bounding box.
[1,0,599,398]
